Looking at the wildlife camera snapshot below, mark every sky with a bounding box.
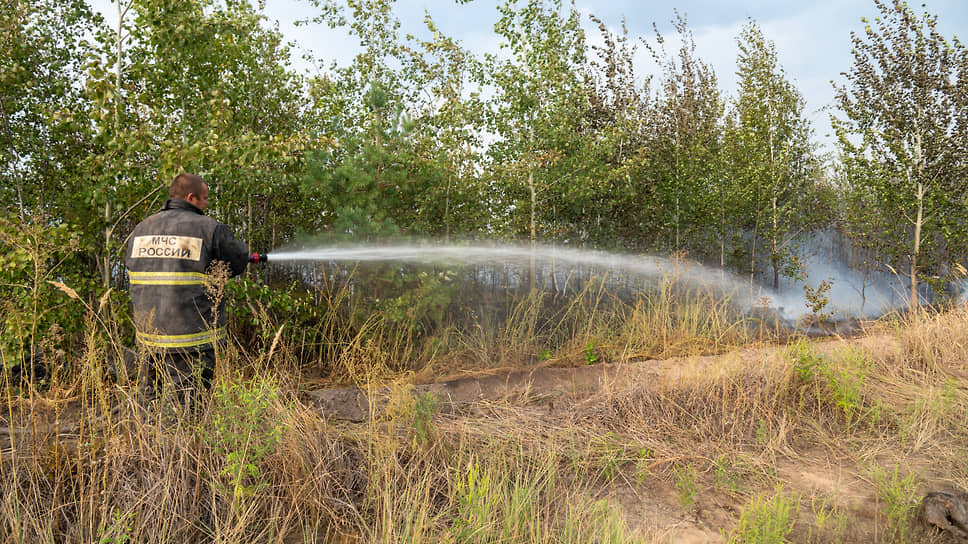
[92,0,968,153]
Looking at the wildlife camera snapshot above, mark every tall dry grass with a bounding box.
[2,271,968,542]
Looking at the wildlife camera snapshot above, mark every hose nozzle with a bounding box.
[248,253,267,264]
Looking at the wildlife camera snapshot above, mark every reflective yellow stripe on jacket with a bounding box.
[128,271,207,285]
[136,328,226,349]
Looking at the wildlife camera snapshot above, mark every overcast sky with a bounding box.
[92,0,968,152]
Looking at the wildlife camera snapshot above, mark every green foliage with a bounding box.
[730,20,823,288]
[789,342,879,429]
[379,270,457,333]
[714,456,745,494]
[302,0,490,240]
[446,452,638,543]
[789,340,824,383]
[0,0,870,329]
[303,81,413,238]
[202,377,285,507]
[726,489,798,544]
[486,0,592,243]
[557,499,640,544]
[755,419,770,446]
[226,277,321,343]
[0,218,99,383]
[871,465,920,543]
[833,0,968,306]
[808,496,849,543]
[223,276,341,373]
[411,392,437,447]
[634,447,655,484]
[577,16,653,249]
[587,432,631,483]
[583,342,598,365]
[8,0,967,404]
[451,458,499,540]
[98,510,136,544]
[673,463,700,510]
[644,13,725,257]
[79,0,313,290]
[802,278,834,324]
[0,0,98,221]
[899,377,968,442]
[400,16,489,238]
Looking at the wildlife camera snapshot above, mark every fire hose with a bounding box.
[248,253,268,264]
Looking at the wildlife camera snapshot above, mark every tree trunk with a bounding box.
[529,167,536,291]
[772,194,779,289]
[0,99,25,221]
[719,194,726,280]
[103,0,128,291]
[750,166,760,291]
[444,172,451,243]
[102,201,112,289]
[910,124,925,309]
[911,181,924,309]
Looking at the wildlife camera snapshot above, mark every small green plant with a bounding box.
[98,510,136,544]
[538,348,552,361]
[451,459,498,540]
[583,342,598,365]
[714,456,744,494]
[591,432,627,483]
[871,465,920,543]
[411,391,437,446]
[755,419,770,446]
[634,447,654,483]
[673,464,699,510]
[202,376,284,509]
[824,348,875,427]
[803,278,834,324]
[788,340,824,383]
[824,367,864,424]
[809,496,849,543]
[788,342,874,428]
[726,488,798,544]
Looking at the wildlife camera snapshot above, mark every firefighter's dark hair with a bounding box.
[169,173,207,200]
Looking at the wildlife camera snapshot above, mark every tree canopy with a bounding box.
[2,0,965,314]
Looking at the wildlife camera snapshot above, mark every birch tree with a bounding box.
[0,0,98,221]
[644,13,723,258]
[486,0,589,242]
[733,21,820,289]
[580,15,653,249]
[833,0,968,306]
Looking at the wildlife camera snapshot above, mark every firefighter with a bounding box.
[125,173,249,411]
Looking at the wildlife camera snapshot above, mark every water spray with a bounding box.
[247,242,913,323]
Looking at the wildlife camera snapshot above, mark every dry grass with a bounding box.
[3,278,968,542]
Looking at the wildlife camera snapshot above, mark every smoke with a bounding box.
[757,230,911,321]
[762,257,909,321]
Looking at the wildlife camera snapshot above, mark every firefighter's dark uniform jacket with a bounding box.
[125,198,248,353]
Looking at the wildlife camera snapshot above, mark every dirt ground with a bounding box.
[306,333,962,542]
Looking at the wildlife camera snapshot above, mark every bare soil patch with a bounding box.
[305,334,899,421]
